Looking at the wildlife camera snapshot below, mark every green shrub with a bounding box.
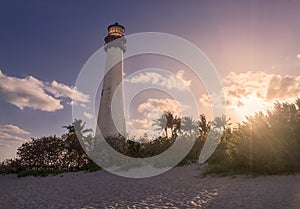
[82,162,101,173]
[17,168,64,178]
[206,99,300,175]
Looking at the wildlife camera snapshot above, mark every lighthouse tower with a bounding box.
[98,22,126,138]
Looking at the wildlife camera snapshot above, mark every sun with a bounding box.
[232,95,269,121]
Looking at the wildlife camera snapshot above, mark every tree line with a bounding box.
[0,119,97,176]
[1,99,300,176]
[207,99,300,174]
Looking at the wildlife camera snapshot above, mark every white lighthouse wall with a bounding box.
[98,46,126,138]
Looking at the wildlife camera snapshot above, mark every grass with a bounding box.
[82,163,101,173]
[17,163,102,178]
[17,168,65,178]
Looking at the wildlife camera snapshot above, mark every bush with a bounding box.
[82,162,101,173]
[206,99,300,175]
[17,168,64,178]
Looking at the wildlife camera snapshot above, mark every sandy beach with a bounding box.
[0,165,300,209]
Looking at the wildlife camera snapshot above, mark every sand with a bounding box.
[0,164,300,209]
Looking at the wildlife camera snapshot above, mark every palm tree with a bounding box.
[172,116,181,137]
[165,112,175,138]
[153,113,168,137]
[198,114,210,136]
[153,111,180,138]
[296,98,300,110]
[63,119,93,139]
[62,119,93,170]
[181,116,197,135]
[212,115,230,131]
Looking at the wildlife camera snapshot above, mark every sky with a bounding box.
[0,0,300,161]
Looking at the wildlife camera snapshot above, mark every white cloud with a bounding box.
[0,70,63,111]
[128,98,182,136]
[0,124,30,143]
[45,81,90,103]
[84,112,94,120]
[0,70,89,112]
[125,70,191,91]
[138,98,181,116]
[297,54,300,60]
[0,132,28,143]
[0,124,30,135]
[130,118,150,130]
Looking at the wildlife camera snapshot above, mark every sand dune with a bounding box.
[0,164,300,209]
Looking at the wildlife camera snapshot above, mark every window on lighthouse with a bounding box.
[109,27,124,37]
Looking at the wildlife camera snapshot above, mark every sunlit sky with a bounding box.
[1,0,300,161]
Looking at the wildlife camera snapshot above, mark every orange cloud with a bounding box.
[199,71,300,121]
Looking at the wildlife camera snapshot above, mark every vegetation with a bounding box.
[17,168,64,178]
[206,99,300,175]
[1,99,300,177]
[0,119,100,177]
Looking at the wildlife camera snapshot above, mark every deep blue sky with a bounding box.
[1,0,300,160]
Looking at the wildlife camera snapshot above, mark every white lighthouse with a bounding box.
[97,22,126,138]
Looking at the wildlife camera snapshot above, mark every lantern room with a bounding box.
[105,22,126,44]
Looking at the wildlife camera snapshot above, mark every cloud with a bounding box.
[45,81,90,103]
[0,124,30,135]
[0,143,7,147]
[125,70,191,91]
[84,112,94,120]
[128,98,182,135]
[199,71,300,120]
[0,70,89,112]
[0,124,30,143]
[297,54,300,60]
[137,98,182,119]
[130,119,150,130]
[0,132,28,142]
[266,75,300,100]
[0,71,63,111]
